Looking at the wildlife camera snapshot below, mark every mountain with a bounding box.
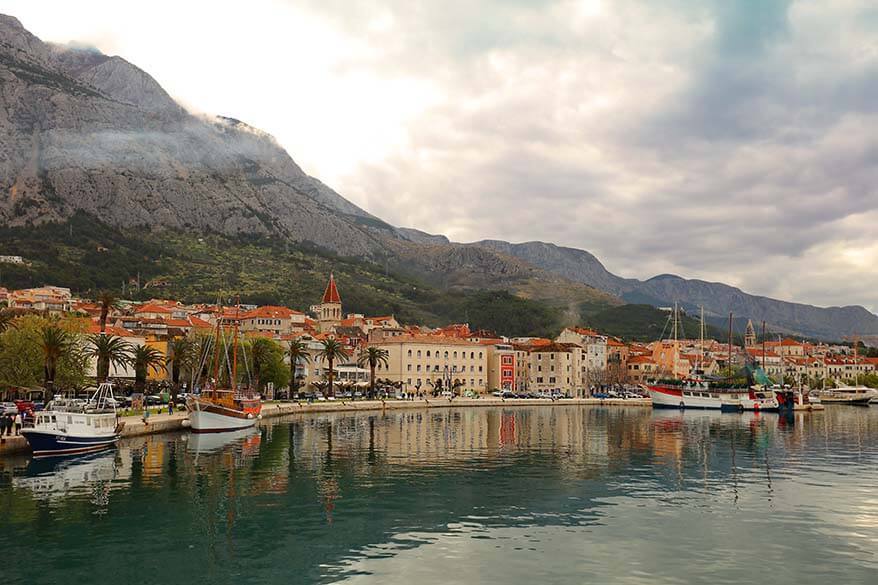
[470,239,878,340]
[0,14,614,322]
[1,14,873,341]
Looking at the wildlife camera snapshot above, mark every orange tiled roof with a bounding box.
[241,305,303,319]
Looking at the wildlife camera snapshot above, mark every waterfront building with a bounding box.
[239,305,306,337]
[627,355,659,383]
[526,342,585,396]
[556,327,608,385]
[485,342,516,392]
[369,334,489,394]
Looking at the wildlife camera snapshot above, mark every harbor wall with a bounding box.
[0,397,650,456]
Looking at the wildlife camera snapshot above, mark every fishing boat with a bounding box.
[21,383,123,457]
[186,301,262,433]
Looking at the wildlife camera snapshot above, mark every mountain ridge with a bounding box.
[1,14,874,341]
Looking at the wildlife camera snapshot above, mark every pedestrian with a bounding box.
[14,412,22,435]
[142,406,150,426]
[4,413,11,436]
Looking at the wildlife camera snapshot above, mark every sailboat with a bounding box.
[646,305,749,409]
[186,302,262,433]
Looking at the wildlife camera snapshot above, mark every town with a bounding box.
[0,274,874,405]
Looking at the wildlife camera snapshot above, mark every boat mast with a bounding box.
[212,300,224,387]
[698,305,704,376]
[761,320,766,377]
[232,296,241,390]
[672,301,679,379]
[727,312,733,380]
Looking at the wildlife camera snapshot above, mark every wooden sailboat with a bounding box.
[186,302,262,433]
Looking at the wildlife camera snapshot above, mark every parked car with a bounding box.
[144,395,163,406]
[1,402,18,415]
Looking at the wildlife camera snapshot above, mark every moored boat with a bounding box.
[186,390,261,433]
[818,385,876,406]
[648,381,748,410]
[21,383,123,457]
[185,299,263,433]
[720,387,780,412]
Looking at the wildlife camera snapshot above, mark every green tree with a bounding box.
[358,346,389,399]
[317,338,350,397]
[95,291,122,334]
[0,310,16,335]
[286,339,311,398]
[85,334,133,382]
[132,344,167,392]
[40,324,74,401]
[167,337,196,396]
[246,338,287,392]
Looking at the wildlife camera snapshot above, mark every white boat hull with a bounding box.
[648,386,725,410]
[187,405,257,433]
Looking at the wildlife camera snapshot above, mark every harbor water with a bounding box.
[1,405,877,584]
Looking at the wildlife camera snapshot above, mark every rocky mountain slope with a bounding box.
[472,239,878,339]
[1,14,873,340]
[0,14,614,317]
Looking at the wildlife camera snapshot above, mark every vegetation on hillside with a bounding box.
[0,214,570,337]
[583,304,736,342]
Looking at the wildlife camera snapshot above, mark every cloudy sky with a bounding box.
[7,0,878,310]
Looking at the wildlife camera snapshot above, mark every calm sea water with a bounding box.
[2,405,877,585]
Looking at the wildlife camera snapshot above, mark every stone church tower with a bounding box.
[313,273,342,333]
[744,319,757,348]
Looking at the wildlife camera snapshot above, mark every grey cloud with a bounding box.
[324,0,877,309]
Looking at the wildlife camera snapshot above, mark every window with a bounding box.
[537,377,544,383]
[470,379,475,386]
[407,378,412,385]
[407,364,412,372]
[417,350,421,358]
[479,379,483,386]
[549,376,556,383]
[408,349,412,357]
[479,352,483,359]
[478,366,483,372]
[470,365,474,372]
[550,353,555,359]
[417,365,422,372]
[427,350,431,357]
[453,351,458,358]
[444,351,449,359]
[470,352,475,359]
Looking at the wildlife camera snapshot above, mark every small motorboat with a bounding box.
[21,383,124,457]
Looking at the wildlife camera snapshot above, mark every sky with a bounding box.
[5,0,878,311]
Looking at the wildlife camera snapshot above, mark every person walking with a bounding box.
[13,412,22,435]
[4,413,11,436]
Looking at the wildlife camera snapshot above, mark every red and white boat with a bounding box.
[647,381,747,410]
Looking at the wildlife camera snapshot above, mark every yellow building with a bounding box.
[369,335,489,394]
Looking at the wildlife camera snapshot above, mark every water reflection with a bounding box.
[1,406,877,585]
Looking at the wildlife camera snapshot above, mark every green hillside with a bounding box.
[583,304,737,342]
[0,214,565,337]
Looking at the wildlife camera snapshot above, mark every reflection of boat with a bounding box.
[21,383,123,457]
[12,451,122,499]
[819,386,875,406]
[187,426,260,454]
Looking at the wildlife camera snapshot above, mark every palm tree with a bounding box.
[85,334,133,382]
[132,344,167,392]
[167,337,196,397]
[286,339,311,398]
[358,347,389,399]
[95,291,122,334]
[0,310,16,335]
[40,325,73,402]
[248,338,279,390]
[317,338,349,397]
